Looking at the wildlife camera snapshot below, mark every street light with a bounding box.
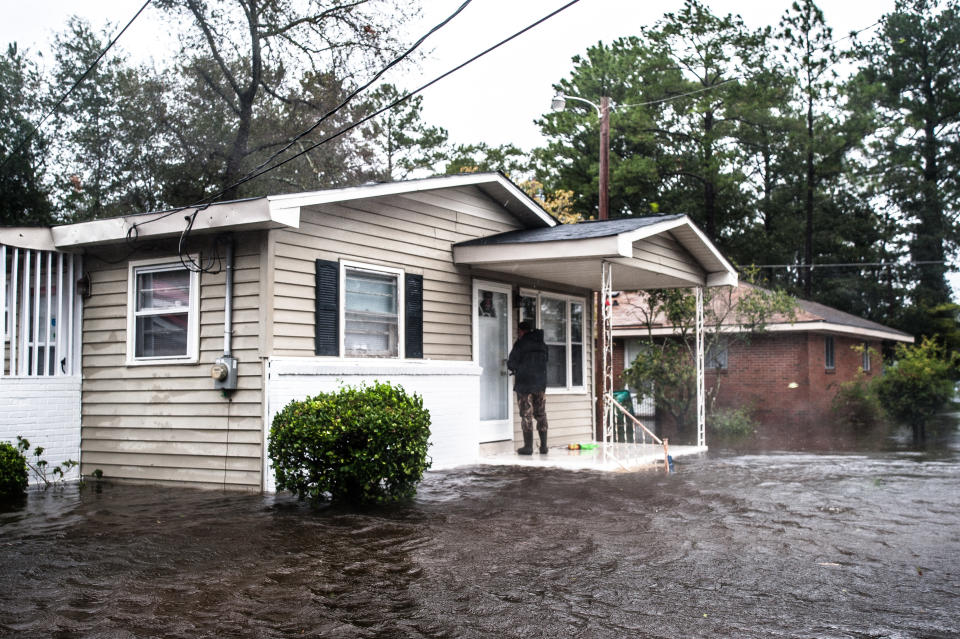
[551,92,610,221]
[552,92,614,443]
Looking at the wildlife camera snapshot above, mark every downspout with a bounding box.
[212,235,238,394]
[224,236,234,358]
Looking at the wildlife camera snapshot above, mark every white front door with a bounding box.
[474,281,513,442]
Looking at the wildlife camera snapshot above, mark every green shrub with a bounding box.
[268,382,432,504]
[0,441,29,503]
[832,374,888,435]
[708,406,756,439]
[874,337,960,442]
[707,406,757,439]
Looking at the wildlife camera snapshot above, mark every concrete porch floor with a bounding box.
[477,441,708,472]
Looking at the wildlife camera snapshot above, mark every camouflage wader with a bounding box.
[517,392,548,434]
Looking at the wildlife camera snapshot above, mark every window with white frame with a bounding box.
[128,260,199,363]
[862,341,871,372]
[342,263,402,358]
[519,289,585,391]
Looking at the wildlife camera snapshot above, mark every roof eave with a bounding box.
[0,227,56,251]
[50,197,285,249]
[614,320,914,343]
[268,172,556,229]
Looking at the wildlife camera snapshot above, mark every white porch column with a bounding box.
[601,260,613,442]
[695,286,705,447]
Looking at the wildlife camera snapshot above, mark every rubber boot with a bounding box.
[539,431,548,454]
[517,431,534,455]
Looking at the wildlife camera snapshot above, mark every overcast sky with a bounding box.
[6,0,956,289]
[3,0,897,150]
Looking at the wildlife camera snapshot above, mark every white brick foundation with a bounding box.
[264,358,482,492]
[0,377,82,484]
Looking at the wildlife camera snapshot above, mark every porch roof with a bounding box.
[452,214,738,291]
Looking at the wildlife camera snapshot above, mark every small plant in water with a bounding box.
[15,436,78,488]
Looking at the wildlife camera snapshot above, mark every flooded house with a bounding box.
[1,173,738,491]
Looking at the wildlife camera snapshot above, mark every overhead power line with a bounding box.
[240,0,475,193]
[746,260,952,270]
[208,0,583,204]
[169,0,582,273]
[125,0,478,256]
[0,0,153,171]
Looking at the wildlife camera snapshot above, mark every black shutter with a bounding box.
[315,259,339,356]
[405,273,423,359]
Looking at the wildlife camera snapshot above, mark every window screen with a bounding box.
[133,267,192,359]
[344,267,399,357]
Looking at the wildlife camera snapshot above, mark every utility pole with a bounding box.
[599,95,610,221]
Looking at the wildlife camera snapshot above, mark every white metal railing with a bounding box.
[606,393,662,445]
[606,393,671,472]
[601,260,614,442]
[695,286,705,448]
[2,245,81,377]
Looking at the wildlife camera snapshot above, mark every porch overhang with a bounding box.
[452,214,738,291]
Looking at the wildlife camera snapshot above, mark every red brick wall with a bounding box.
[616,333,879,443]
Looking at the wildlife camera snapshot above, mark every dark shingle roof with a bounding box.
[613,283,913,341]
[454,214,686,247]
[794,297,913,339]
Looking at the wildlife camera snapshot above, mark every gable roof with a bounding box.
[612,283,914,343]
[453,214,738,291]
[455,214,685,246]
[38,172,553,250]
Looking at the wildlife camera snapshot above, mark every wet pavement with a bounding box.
[2,434,959,638]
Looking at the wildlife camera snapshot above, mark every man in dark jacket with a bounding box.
[507,320,549,455]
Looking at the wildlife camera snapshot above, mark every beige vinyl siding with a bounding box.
[632,232,706,281]
[79,232,264,490]
[270,186,524,360]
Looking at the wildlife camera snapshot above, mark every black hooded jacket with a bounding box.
[507,329,548,393]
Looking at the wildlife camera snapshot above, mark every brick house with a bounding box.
[611,284,914,443]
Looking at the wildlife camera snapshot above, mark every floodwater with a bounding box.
[2,436,959,638]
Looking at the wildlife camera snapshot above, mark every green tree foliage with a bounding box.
[268,382,431,504]
[0,441,28,505]
[47,19,170,221]
[534,36,662,220]
[855,0,960,309]
[154,0,419,200]
[443,142,530,179]
[0,43,52,226]
[874,337,960,442]
[365,84,448,181]
[621,283,796,436]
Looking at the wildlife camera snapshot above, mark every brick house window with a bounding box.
[706,336,729,370]
[862,341,871,372]
[824,335,835,370]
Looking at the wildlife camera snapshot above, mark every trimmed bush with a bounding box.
[268,382,432,504]
[0,441,29,504]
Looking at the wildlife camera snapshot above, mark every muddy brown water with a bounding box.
[2,437,959,638]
